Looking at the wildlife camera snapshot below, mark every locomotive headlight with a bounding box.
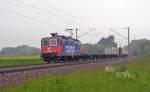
[47,47,51,52]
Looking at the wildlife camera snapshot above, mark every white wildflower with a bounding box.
[104,66,115,73]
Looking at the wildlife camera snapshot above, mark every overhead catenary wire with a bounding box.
[5,0,69,28]
[37,0,81,20]
[37,0,89,28]
[98,27,128,39]
[2,0,110,38]
[77,28,95,38]
[110,27,128,35]
[109,28,128,39]
[85,33,123,36]
[0,8,66,28]
[13,0,85,28]
[2,0,94,38]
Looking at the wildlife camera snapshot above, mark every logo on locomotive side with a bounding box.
[65,46,75,53]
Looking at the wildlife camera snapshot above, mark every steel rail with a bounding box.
[0,58,125,74]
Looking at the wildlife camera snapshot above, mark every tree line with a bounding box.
[0,45,40,56]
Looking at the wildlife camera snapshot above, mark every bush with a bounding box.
[105,66,136,80]
[116,71,136,80]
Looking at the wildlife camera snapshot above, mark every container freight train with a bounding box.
[41,33,127,63]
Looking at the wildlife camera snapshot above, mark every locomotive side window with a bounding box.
[50,39,57,46]
[57,39,60,45]
[42,39,48,46]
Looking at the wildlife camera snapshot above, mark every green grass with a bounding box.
[0,56,43,67]
[1,56,150,92]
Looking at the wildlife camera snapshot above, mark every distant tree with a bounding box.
[142,43,150,56]
[97,36,117,47]
[83,36,117,54]
[0,45,40,56]
[129,39,150,56]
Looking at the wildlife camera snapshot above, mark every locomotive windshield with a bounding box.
[50,39,57,46]
[41,39,48,46]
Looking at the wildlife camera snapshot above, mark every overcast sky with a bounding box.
[0,0,150,49]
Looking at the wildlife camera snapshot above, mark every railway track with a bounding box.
[0,57,132,87]
[0,58,125,74]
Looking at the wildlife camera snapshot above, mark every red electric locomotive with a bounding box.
[41,33,82,63]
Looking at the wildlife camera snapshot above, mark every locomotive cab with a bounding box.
[41,38,60,53]
[41,33,62,62]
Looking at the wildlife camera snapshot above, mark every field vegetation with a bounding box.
[1,56,150,92]
[0,56,43,67]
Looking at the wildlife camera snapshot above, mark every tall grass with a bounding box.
[1,56,150,92]
[0,56,43,67]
